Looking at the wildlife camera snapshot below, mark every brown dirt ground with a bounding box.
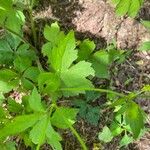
[32,0,150,150]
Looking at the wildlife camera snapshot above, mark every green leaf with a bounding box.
[0,69,19,90]
[48,31,77,72]
[86,106,100,125]
[46,121,62,150]
[42,42,52,57]
[115,0,131,16]
[28,87,44,112]
[30,114,62,150]
[91,50,110,79]
[43,23,95,96]
[119,134,133,147]
[0,0,25,34]
[51,107,78,129]
[23,67,40,83]
[138,41,150,51]
[0,81,13,93]
[111,98,125,107]
[112,0,120,5]
[110,121,123,136]
[108,49,123,62]
[0,113,41,140]
[77,39,95,61]
[13,56,32,72]
[22,95,33,113]
[38,72,60,93]
[5,33,21,50]
[74,100,100,125]
[29,115,48,145]
[141,20,150,29]
[125,102,144,139]
[114,0,143,17]
[0,69,17,82]
[0,0,13,23]
[7,98,23,113]
[16,43,36,60]
[60,61,95,96]
[0,93,5,105]
[116,104,128,115]
[21,132,34,148]
[0,34,34,66]
[0,39,14,64]
[85,91,101,102]
[128,0,141,17]
[0,106,6,120]
[98,126,113,143]
[73,100,87,120]
[0,34,31,65]
[0,0,12,10]
[142,85,150,92]
[21,77,34,90]
[0,141,16,150]
[5,11,25,34]
[44,22,64,47]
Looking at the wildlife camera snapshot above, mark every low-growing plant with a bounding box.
[139,20,150,51]
[112,0,150,52]
[0,0,149,150]
[112,0,144,17]
[99,85,150,147]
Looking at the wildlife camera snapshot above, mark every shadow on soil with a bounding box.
[36,0,106,49]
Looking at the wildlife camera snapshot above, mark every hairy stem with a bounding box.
[28,7,37,47]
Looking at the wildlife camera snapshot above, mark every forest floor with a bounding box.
[33,0,150,149]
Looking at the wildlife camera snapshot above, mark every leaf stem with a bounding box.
[28,7,37,47]
[69,125,88,150]
[54,105,88,150]
[48,103,56,116]
[60,87,125,97]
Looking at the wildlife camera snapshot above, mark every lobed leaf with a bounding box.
[28,87,45,112]
[30,114,62,150]
[0,141,16,150]
[49,31,77,72]
[119,134,133,147]
[51,107,78,129]
[0,0,25,34]
[7,98,23,114]
[125,102,144,139]
[29,115,48,145]
[46,121,62,150]
[77,39,95,61]
[91,50,110,79]
[141,20,150,29]
[98,126,113,143]
[43,23,95,96]
[114,0,143,17]
[0,69,18,81]
[139,41,150,51]
[61,61,95,96]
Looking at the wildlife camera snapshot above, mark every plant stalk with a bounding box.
[28,7,37,47]
[69,125,88,150]
[60,87,125,97]
[54,105,88,150]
